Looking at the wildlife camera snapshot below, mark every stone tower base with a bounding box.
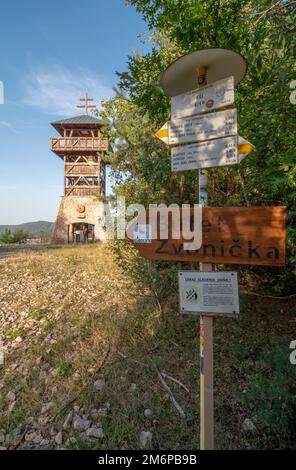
[52,196,107,244]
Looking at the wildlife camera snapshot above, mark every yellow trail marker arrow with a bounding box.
[238,136,255,162]
[155,123,169,144]
[156,122,254,165]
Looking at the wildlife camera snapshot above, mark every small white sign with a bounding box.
[133,224,152,243]
[169,108,237,145]
[171,76,234,120]
[172,135,238,172]
[179,271,239,315]
[156,108,237,146]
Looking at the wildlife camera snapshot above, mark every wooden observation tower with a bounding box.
[50,94,110,244]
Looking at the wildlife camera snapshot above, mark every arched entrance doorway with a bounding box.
[71,223,94,243]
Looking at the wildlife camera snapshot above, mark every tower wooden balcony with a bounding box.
[51,136,109,156]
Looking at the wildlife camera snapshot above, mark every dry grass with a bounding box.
[0,243,295,450]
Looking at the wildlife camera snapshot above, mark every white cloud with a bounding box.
[0,121,10,127]
[22,65,113,116]
[0,121,22,134]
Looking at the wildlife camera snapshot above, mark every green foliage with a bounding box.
[243,340,296,445]
[1,229,13,244]
[98,0,296,295]
[39,230,49,243]
[12,229,30,243]
[1,228,30,243]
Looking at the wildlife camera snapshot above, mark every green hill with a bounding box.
[0,221,54,238]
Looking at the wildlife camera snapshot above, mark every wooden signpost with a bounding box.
[129,206,287,266]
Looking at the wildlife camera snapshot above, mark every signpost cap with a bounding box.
[160,48,247,97]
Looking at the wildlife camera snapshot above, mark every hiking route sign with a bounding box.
[171,76,234,119]
[179,271,240,315]
[155,76,255,171]
[128,206,287,266]
[156,108,237,146]
[171,134,238,171]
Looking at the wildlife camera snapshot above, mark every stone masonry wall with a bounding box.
[52,196,107,244]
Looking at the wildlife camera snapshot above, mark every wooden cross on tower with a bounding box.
[77,92,96,115]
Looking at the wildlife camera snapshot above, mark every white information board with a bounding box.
[171,76,234,120]
[169,108,237,145]
[171,135,238,172]
[133,224,152,243]
[179,271,239,315]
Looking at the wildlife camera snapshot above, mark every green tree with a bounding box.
[1,229,13,244]
[99,0,296,294]
[11,229,29,243]
[39,230,49,243]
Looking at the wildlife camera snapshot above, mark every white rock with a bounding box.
[130,383,137,391]
[63,411,73,429]
[140,431,152,448]
[8,402,16,413]
[144,409,152,418]
[55,431,63,445]
[40,438,50,446]
[25,431,37,442]
[93,379,105,391]
[50,368,59,377]
[86,427,104,439]
[6,391,15,402]
[41,401,54,414]
[73,418,91,431]
[242,418,257,432]
[0,446,6,450]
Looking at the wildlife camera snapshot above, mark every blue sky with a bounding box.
[0,0,149,224]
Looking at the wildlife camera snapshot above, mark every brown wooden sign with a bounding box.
[128,207,286,266]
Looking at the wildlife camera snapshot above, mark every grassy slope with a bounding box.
[0,244,295,450]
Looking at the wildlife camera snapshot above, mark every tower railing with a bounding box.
[51,137,109,152]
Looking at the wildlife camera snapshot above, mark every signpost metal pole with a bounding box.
[199,172,214,450]
[197,67,214,450]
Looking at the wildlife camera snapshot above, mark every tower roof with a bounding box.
[51,114,104,135]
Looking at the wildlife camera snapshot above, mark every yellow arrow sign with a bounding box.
[238,136,255,161]
[156,122,254,162]
[155,123,169,144]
